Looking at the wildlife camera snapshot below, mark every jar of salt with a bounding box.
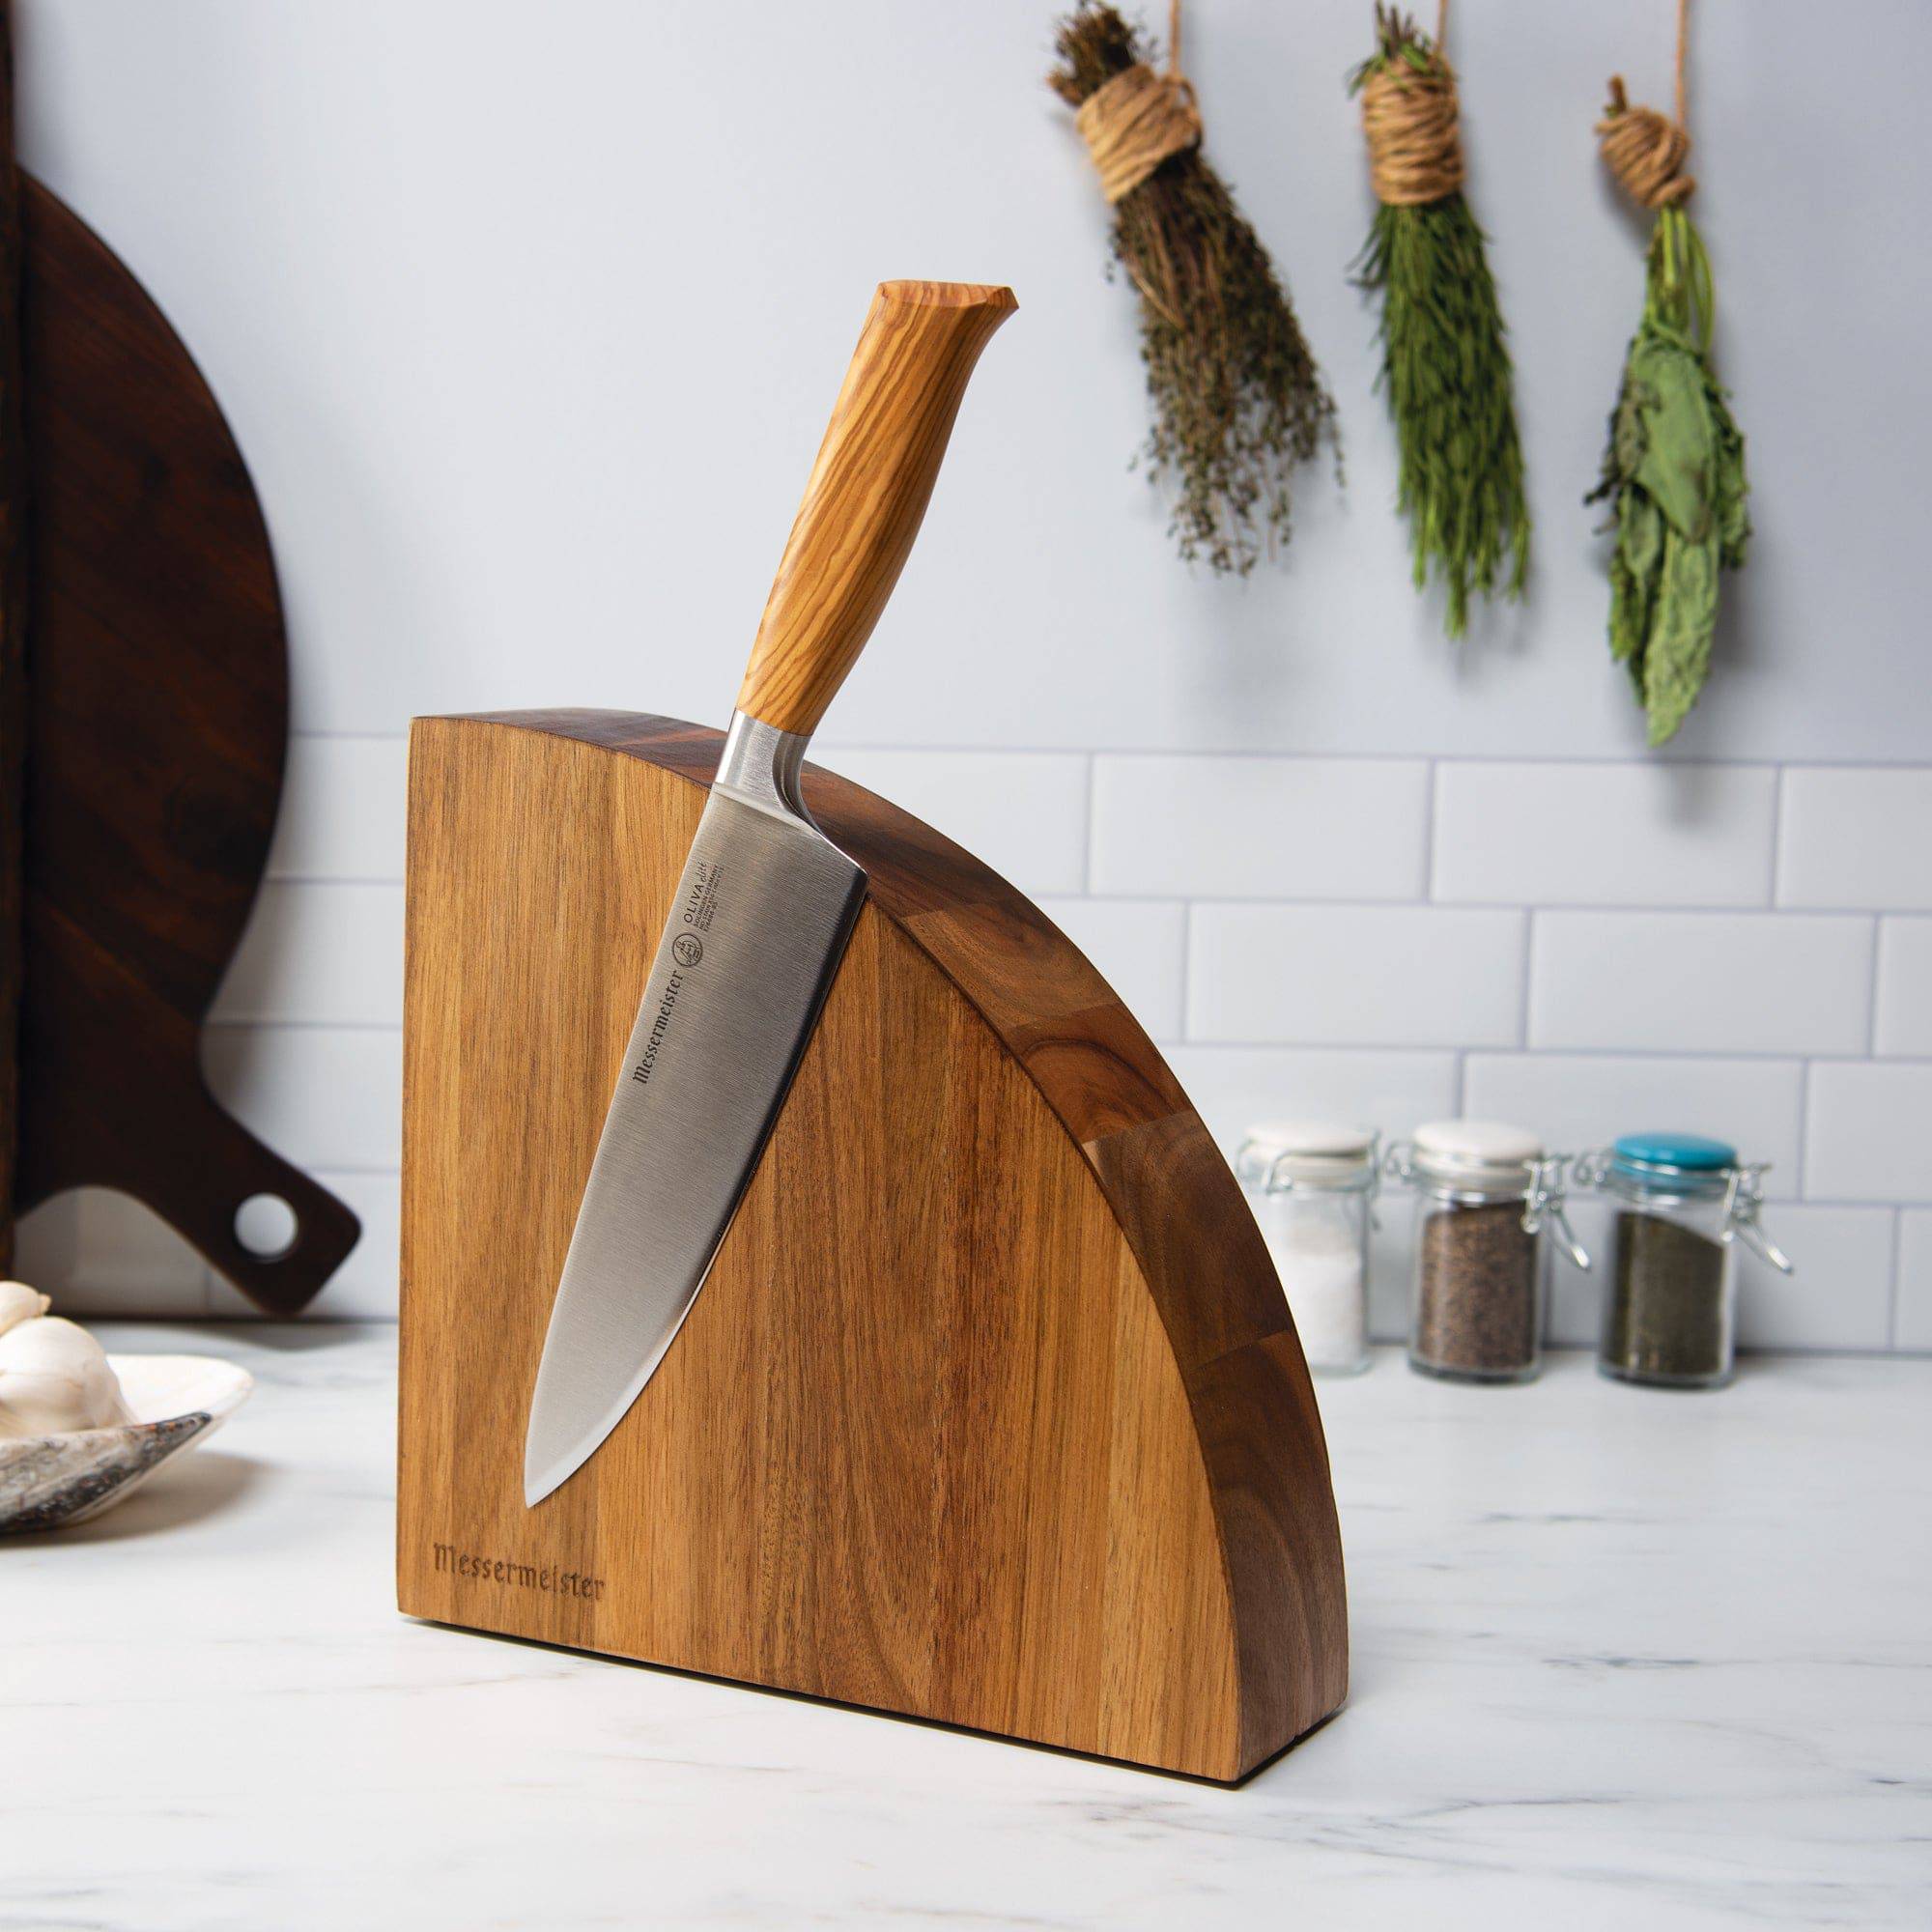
[1573,1133,1793,1389]
[1386,1121,1590,1385]
[1236,1122,1377,1377]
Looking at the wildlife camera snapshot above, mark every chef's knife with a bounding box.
[525,280,1014,1508]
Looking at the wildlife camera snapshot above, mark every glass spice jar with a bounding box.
[1385,1121,1590,1385]
[1573,1133,1793,1390]
[1236,1121,1377,1378]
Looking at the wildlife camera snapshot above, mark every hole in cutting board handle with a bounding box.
[235,1193,299,1263]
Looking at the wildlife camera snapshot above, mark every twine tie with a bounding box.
[1598,0,1696,208]
[1360,50,1463,205]
[1073,0,1201,203]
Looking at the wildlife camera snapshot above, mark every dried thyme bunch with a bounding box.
[1589,75,1748,747]
[1050,3,1335,575]
[1350,7,1528,639]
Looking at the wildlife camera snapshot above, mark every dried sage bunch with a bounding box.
[1050,2,1335,575]
[1588,43,1748,746]
[1350,6,1528,639]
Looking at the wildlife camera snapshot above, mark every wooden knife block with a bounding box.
[397,710,1347,1781]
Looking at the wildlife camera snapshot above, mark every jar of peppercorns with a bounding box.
[1385,1121,1590,1384]
[1573,1133,1793,1390]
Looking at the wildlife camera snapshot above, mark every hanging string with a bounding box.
[1073,0,1201,204]
[1598,0,1695,209]
[1359,6,1464,207]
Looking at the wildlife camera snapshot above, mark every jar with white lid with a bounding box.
[1573,1132,1793,1389]
[1384,1121,1590,1384]
[1236,1121,1377,1378]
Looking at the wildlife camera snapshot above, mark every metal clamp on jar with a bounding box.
[1573,1133,1793,1390]
[1236,1122,1378,1378]
[1384,1121,1590,1385]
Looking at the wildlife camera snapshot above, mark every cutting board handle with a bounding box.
[735,280,1014,740]
[137,1083,362,1316]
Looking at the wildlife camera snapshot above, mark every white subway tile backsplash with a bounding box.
[13,1187,210,1319]
[1897,1213,1932,1352]
[1529,912,1871,1055]
[269,735,409,881]
[208,1170,400,1321]
[1091,755,1429,901]
[1805,1062,1932,1203]
[1433,761,1776,906]
[1777,768,1932,910]
[202,1025,405,1172]
[1188,904,1524,1047]
[212,883,405,1025]
[57,735,1928,1343]
[1873,919,1932,1057]
[1037,898,1184,1041]
[1164,1044,1459,1156]
[1463,1054,1804,1197]
[1733,1208,1896,1352]
[812,749,1089,895]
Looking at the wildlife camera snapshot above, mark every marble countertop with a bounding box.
[3,1325,1924,1930]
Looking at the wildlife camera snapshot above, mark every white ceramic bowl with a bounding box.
[0,1355,253,1532]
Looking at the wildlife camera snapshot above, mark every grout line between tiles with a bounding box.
[1519,911,1537,1050]
[1080,753,1096,895]
[1867,918,1884,1056]
[1769,768,1788,906]
[752,745,1932,772]
[1888,1209,1903,1350]
[1090,893,1892,918]
[1174,902,1191,1042]
[204,1018,405,1034]
[1421,759,1440,902]
[1179,903,1197,1042]
[1796,1060,1812,1199]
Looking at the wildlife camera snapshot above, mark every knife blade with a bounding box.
[525,280,1014,1506]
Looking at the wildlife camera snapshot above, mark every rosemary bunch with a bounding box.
[1350,9,1528,639]
[1589,201,1747,746]
[1051,3,1335,575]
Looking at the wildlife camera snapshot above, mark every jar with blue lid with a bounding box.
[1573,1133,1793,1389]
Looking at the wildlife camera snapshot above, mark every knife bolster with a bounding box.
[711,710,814,825]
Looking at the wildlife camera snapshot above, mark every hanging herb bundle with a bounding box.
[1587,0,1747,747]
[1049,2,1335,575]
[1349,5,1527,639]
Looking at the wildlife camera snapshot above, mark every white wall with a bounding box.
[12,1,1930,1348]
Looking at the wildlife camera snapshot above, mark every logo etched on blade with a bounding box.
[671,934,704,967]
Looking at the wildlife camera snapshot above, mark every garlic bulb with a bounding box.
[0,1281,50,1338]
[0,1282,136,1439]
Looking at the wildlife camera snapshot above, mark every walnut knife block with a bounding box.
[397,711,1347,1781]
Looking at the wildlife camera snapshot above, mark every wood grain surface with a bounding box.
[734,282,1014,737]
[0,4,24,1270]
[8,176,358,1310]
[399,711,1347,1781]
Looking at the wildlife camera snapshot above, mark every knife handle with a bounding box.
[736,280,1015,740]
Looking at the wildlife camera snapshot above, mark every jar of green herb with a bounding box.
[1385,1122,1591,1385]
[1574,1133,1794,1390]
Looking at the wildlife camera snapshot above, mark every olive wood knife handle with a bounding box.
[735,280,1014,740]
